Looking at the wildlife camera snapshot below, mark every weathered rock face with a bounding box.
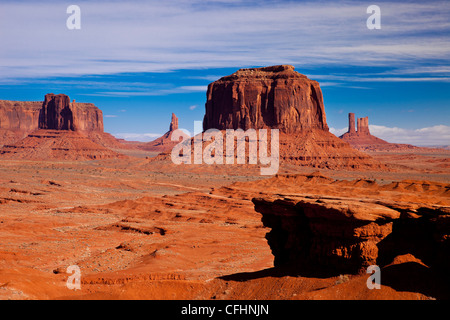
[203,65,328,133]
[39,94,103,132]
[69,100,104,133]
[357,116,370,135]
[39,94,75,130]
[0,94,104,142]
[0,100,42,132]
[0,94,105,147]
[0,100,42,146]
[199,66,385,170]
[348,113,356,134]
[253,195,450,275]
[0,94,131,158]
[169,113,178,132]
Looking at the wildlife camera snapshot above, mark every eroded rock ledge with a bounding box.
[253,196,450,275]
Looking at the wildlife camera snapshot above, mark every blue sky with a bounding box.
[0,0,449,145]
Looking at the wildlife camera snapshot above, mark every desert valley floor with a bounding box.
[0,147,449,300]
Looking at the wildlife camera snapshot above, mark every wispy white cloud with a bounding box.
[370,124,450,146]
[104,114,118,118]
[80,85,208,97]
[0,0,448,81]
[189,105,198,110]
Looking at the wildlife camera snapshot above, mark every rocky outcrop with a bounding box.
[39,94,103,132]
[0,129,126,160]
[340,113,418,151]
[169,113,178,132]
[0,100,42,146]
[0,94,104,147]
[203,65,328,133]
[253,194,450,275]
[0,100,41,132]
[199,66,385,170]
[140,113,182,152]
[0,93,131,159]
[357,116,370,135]
[39,94,75,130]
[348,113,356,134]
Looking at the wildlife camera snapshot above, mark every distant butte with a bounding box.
[140,113,183,153]
[0,94,104,147]
[339,113,418,151]
[0,93,130,160]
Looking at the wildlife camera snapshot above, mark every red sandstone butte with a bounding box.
[203,65,328,133]
[0,93,128,159]
[340,113,418,151]
[39,93,104,132]
[201,65,384,170]
[0,94,106,147]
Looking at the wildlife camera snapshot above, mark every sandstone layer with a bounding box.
[249,173,450,275]
[39,94,104,132]
[0,93,134,158]
[0,152,449,300]
[0,130,126,160]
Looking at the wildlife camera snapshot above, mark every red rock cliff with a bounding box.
[39,94,103,132]
[169,113,178,131]
[0,100,41,132]
[0,94,103,134]
[199,66,385,170]
[357,116,370,135]
[0,94,105,147]
[203,65,328,133]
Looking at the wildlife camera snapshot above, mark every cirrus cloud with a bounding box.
[0,0,449,82]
